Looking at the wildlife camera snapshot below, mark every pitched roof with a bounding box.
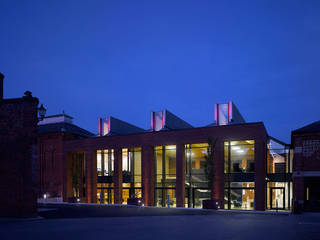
[292,121,320,134]
[38,122,94,138]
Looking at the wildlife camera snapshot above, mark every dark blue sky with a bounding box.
[1,1,319,142]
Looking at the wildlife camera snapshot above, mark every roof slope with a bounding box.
[107,116,146,136]
[163,110,193,130]
[292,120,320,134]
[38,122,95,138]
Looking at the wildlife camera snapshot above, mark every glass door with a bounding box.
[270,187,285,209]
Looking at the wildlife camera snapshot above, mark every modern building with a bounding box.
[292,121,320,211]
[38,101,293,211]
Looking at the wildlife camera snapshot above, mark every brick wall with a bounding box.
[0,94,39,217]
[38,133,64,198]
[292,132,320,203]
[292,134,320,172]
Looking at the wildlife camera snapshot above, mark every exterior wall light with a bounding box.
[38,104,46,121]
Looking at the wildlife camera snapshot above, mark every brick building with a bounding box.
[38,102,292,211]
[292,121,320,211]
[37,114,94,201]
[0,73,39,217]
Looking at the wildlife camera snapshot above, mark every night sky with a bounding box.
[1,1,319,143]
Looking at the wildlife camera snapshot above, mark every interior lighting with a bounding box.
[166,145,176,150]
[232,146,240,150]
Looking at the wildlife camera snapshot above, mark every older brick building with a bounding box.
[38,102,292,211]
[292,121,320,211]
[37,114,94,201]
[0,73,39,217]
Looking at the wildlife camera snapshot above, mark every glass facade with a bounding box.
[154,145,176,207]
[266,182,292,210]
[266,138,292,210]
[185,143,209,208]
[122,148,142,204]
[224,182,255,210]
[97,149,114,176]
[224,140,255,210]
[96,149,114,204]
[224,140,255,173]
[91,137,290,211]
[97,183,114,204]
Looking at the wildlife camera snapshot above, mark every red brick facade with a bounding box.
[52,122,268,210]
[292,129,320,211]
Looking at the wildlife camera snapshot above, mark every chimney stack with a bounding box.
[0,72,4,100]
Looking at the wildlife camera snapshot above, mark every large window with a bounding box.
[266,138,292,210]
[267,139,290,174]
[154,145,176,207]
[97,149,114,204]
[224,182,255,210]
[97,149,114,176]
[97,183,113,204]
[185,143,209,208]
[122,148,142,204]
[266,182,292,210]
[224,140,255,173]
[224,140,255,210]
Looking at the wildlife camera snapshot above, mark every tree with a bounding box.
[204,137,218,197]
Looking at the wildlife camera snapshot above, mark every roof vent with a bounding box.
[214,101,245,126]
[150,109,193,131]
[98,116,145,136]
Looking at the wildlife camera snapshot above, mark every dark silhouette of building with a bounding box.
[0,73,39,217]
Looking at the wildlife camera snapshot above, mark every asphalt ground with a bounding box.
[0,204,319,240]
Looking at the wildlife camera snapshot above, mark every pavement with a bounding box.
[36,202,218,218]
[35,202,291,218]
[0,204,319,240]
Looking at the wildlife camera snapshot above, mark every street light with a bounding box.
[38,104,46,121]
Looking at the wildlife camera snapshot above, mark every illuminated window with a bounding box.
[97,183,114,204]
[267,139,289,174]
[224,140,255,173]
[224,182,255,210]
[155,145,176,186]
[154,145,176,207]
[185,143,210,208]
[97,149,114,176]
[122,148,142,203]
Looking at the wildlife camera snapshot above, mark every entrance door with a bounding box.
[270,187,285,209]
